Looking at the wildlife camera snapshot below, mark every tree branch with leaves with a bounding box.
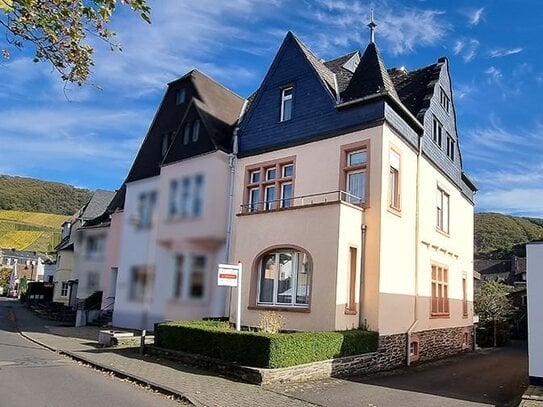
[474,280,513,347]
[0,0,150,85]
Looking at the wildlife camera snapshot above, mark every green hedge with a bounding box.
[154,321,378,368]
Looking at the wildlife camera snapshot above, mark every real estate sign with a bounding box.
[217,264,240,287]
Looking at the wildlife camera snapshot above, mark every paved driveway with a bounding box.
[267,342,528,407]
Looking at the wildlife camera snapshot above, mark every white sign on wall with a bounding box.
[217,264,240,287]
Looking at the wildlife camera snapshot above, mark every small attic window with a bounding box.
[280,86,293,122]
[161,132,172,158]
[192,120,200,142]
[439,87,450,113]
[176,88,186,105]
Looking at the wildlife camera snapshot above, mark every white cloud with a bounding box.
[476,189,543,217]
[453,40,464,55]
[489,47,523,58]
[462,39,479,62]
[468,7,484,26]
[307,1,448,56]
[484,66,502,82]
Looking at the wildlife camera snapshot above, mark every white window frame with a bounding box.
[440,87,450,113]
[61,282,69,297]
[437,187,450,234]
[256,250,310,307]
[432,116,443,147]
[280,86,293,122]
[446,133,455,161]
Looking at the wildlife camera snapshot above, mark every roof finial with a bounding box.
[368,9,377,44]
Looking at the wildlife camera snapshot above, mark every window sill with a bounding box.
[248,305,310,313]
[430,313,450,319]
[435,228,450,238]
[387,206,401,217]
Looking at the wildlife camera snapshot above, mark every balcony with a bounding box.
[239,190,363,215]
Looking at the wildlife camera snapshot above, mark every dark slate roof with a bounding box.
[0,249,40,261]
[161,71,245,165]
[342,42,400,102]
[324,51,359,93]
[388,62,442,121]
[291,33,337,95]
[80,189,115,221]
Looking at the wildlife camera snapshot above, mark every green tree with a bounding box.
[475,280,513,347]
[0,0,150,84]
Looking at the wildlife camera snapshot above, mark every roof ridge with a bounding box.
[290,33,336,92]
[191,69,245,102]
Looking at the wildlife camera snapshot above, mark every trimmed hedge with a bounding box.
[154,321,378,368]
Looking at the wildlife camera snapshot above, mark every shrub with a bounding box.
[155,321,378,368]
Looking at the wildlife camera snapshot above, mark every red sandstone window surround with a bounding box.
[431,264,449,317]
[243,157,295,213]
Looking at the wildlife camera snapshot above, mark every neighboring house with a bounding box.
[526,242,543,384]
[53,190,115,305]
[230,30,476,366]
[0,249,46,296]
[112,70,245,330]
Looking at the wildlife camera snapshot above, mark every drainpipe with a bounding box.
[407,132,423,366]
[224,100,248,318]
[358,223,367,328]
[225,100,248,264]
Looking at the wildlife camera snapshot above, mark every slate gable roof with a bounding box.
[124,69,243,184]
[388,62,442,121]
[342,42,399,102]
[79,189,115,221]
[324,51,359,93]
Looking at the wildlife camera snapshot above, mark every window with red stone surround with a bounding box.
[431,264,449,317]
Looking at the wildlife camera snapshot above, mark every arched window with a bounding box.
[257,248,311,307]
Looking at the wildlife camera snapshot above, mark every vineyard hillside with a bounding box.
[0,210,67,254]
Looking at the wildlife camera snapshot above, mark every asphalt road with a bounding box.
[0,300,183,407]
[270,341,529,407]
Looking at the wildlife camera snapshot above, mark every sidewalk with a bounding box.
[8,301,534,407]
[9,302,316,407]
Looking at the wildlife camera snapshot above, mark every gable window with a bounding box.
[183,123,191,145]
[136,191,157,229]
[257,249,310,307]
[176,88,186,105]
[280,86,293,122]
[173,254,206,300]
[436,187,450,234]
[341,142,368,205]
[161,132,172,158]
[244,158,295,213]
[389,149,401,211]
[431,264,449,316]
[446,133,455,161]
[192,120,200,142]
[440,87,450,113]
[432,116,443,147]
[169,174,205,219]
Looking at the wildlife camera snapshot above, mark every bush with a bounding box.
[476,320,510,347]
[154,321,378,368]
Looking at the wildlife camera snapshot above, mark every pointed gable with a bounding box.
[342,42,399,102]
[240,31,382,156]
[125,69,244,178]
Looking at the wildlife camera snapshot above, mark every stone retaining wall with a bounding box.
[149,325,473,385]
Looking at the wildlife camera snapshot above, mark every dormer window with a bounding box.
[439,87,450,113]
[176,88,186,105]
[183,123,191,145]
[280,86,293,122]
[192,120,200,142]
[161,132,172,158]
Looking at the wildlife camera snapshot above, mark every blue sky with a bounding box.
[1,0,542,217]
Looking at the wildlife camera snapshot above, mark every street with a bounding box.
[0,299,183,407]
